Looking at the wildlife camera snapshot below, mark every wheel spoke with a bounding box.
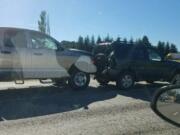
[121,74,133,88]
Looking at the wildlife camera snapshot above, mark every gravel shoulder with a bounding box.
[0,80,179,135]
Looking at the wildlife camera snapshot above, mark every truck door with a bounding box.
[131,46,149,81]
[145,48,167,80]
[0,29,30,79]
[28,31,68,78]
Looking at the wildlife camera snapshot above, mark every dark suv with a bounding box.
[94,44,180,89]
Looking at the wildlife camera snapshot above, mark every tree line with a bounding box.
[37,11,178,57]
[61,35,178,57]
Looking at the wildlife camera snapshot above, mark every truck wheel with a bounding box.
[116,72,134,90]
[68,69,90,90]
[171,73,180,85]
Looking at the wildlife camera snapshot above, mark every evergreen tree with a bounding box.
[123,38,127,44]
[104,34,110,42]
[142,35,151,46]
[157,41,165,57]
[104,34,113,42]
[136,38,142,45]
[116,37,121,43]
[165,42,170,55]
[84,36,90,51]
[112,37,121,47]
[129,38,134,44]
[77,36,84,50]
[91,35,95,46]
[170,44,178,53]
[97,36,102,44]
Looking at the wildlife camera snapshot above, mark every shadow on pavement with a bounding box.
[0,82,167,121]
[105,82,168,102]
[0,85,116,121]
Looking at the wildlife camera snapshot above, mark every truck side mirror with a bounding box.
[151,85,180,127]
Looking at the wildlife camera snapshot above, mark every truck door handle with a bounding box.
[1,50,11,54]
[33,52,43,56]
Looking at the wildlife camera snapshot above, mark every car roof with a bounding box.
[0,27,42,34]
[0,27,57,39]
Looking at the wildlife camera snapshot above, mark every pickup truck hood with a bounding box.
[56,48,96,73]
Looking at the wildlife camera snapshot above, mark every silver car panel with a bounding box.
[0,27,96,80]
[26,31,69,79]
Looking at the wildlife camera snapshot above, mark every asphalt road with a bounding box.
[0,80,179,135]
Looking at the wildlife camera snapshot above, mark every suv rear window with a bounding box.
[147,49,162,61]
[113,45,132,59]
[132,47,147,60]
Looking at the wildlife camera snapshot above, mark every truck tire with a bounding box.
[68,69,90,90]
[116,72,134,90]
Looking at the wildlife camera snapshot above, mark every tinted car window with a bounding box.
[133,48,146,60]
[148,49,162,61]
[113,45,132,59]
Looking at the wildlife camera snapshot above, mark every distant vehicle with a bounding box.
[166,53,180,59]
[0,27,96,89]
[92,42,113,56]
[94,43,180,89]
[166,53,180,62]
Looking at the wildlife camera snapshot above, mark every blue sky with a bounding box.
[0,0,180,47]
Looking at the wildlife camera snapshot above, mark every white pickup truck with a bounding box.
[0,27,96,89]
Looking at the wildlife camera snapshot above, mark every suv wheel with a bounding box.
[68,69,90,90]
[171,73,180,85]
[116,72,134,90]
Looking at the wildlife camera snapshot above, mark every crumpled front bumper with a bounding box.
[74,55,97,74]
